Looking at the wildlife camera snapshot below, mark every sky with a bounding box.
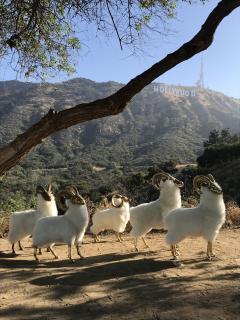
[1,1,240,98]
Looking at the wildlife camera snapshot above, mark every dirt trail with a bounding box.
[0,229,239,320]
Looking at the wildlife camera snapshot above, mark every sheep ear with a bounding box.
[47,184,52,193]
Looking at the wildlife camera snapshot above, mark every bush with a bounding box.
[0,212,10,238]
[197,143,240,167]
[224,201,240,227]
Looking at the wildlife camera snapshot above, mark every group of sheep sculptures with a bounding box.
[7,171,226,263]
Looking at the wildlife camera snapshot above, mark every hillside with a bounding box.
[1,78,240,171]
[1,78,240,212]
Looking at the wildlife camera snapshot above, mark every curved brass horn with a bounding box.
[66,186,85,205]
[36,185,51,201]
[152,172,169,189]
[193,175,211,192]
[193,175,222,195]
[46,184,52,193]
[121,195,129,202]
[172,177,184,188]
[56,190,73,212]
[66,185,80,196]
[112,194,124,208]
[71,194,85,205]
[207,174,215,182]
[99,196,109,208]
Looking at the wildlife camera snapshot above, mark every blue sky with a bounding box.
[1,0,240,98]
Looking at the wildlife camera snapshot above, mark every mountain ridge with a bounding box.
[0,77,240,171]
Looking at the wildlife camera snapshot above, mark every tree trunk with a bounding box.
[0,0,239,177]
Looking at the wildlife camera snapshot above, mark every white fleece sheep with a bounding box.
[90,194,130,242]
[165,174,226,260]
[32,187,89,262]
[130,172,184,251]
[8,185,58,254]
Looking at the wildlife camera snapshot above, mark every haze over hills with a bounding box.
[0,77,240,172]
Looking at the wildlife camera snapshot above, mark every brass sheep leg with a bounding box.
[210,242,215,257]
[76,244,84,259]
[170,245,178,260]
[175,244,180,256]
[48,246,59,260]
[134,238,139,252]
[142,237,150,249]
[38,248,50,254]
[18,241,23,251]
[12,243,16,254]
[94,235,100,243]
[207,242,211,259]
[34,247,39,262]
[207,241,215,260]
[119,233,124,242]
[68,245,74,263]
[115,232,123,242]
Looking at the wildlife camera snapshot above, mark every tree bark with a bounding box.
[0,0,239,177]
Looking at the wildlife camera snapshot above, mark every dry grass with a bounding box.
[0,212,10,238]
[225,200,240,227]
[182,196,199,208]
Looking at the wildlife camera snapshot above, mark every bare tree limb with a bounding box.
[105,0,123,49]
[0,0,239,177]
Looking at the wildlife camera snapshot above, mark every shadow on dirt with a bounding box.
[30,258,177,287]
[0,262,239,320]
[0,251,141,268]
[1,235,239,320]
[0,255,194,319]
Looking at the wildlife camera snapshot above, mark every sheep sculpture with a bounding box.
[8,185,58,254]
[90,193,130,242]
[130,171,184,251]
[164,174,226,260]
[32,186,89,262]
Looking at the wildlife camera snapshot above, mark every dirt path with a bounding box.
[0,229,239,320]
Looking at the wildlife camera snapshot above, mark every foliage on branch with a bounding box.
[0,0,206,78]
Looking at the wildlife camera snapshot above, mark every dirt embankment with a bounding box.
[0,230,239,320]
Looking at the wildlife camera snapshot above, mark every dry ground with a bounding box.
[0,229,239,320]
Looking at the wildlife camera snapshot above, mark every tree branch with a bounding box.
[0,0,240,177]
[6,0,40,48]
[105,0,123,49]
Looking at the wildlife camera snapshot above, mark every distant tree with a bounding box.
[203,129,220,147]
[147,160,177,178]
[198,129,240,167]
[0,0,240,177]
[204,129,240,148]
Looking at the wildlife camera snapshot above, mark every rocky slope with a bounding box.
[0,78,240,171]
